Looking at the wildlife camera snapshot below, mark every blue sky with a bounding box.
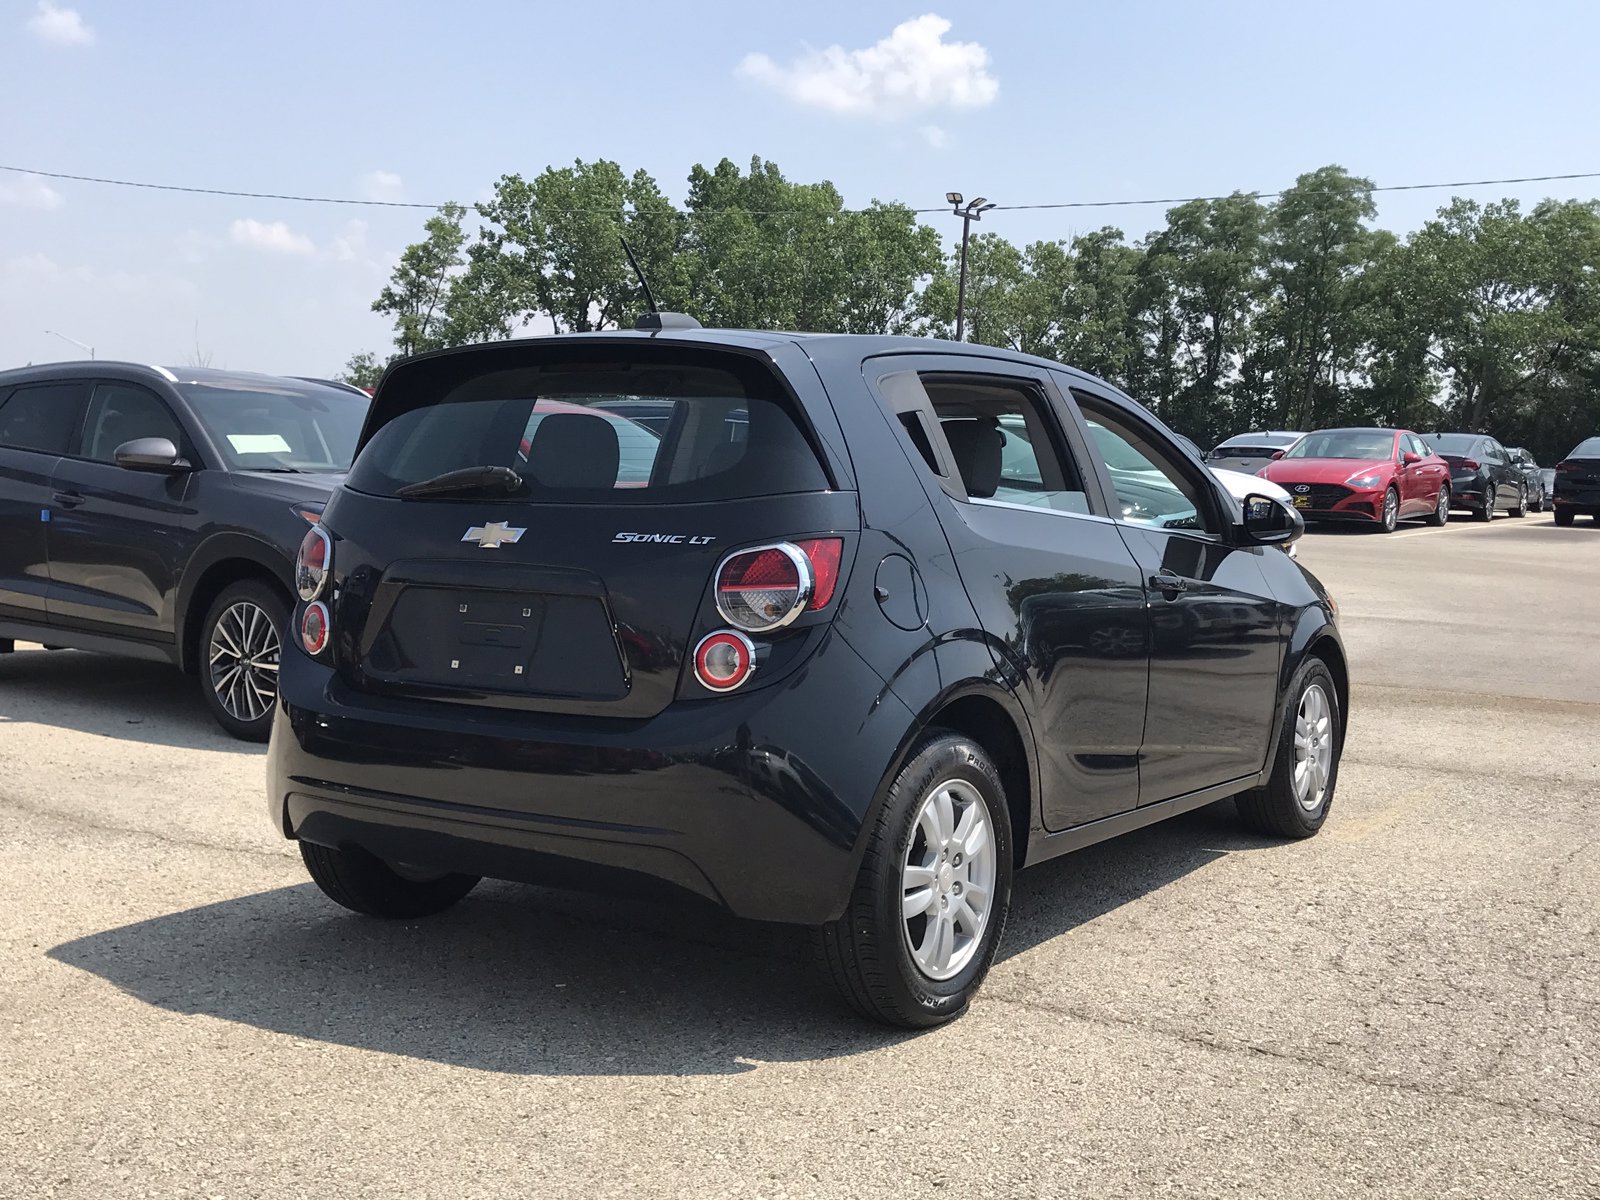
[3,0,1597,373]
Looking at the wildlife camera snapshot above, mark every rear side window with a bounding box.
[348,354,827,503]
[0,383,87,455]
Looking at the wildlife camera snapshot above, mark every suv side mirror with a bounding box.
[1242,493,1303,546]
[114,437,191,473]
[1401,451,1421,465]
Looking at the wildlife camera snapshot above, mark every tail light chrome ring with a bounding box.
[296,524,332,602]
[693,629,757,692]
[714,541,814,634]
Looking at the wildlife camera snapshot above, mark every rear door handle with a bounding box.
[52,491,85,508]
[1149,571,1188,595]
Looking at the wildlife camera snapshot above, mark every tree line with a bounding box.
[344,157,1600,463]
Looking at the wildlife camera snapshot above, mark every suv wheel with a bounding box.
[1553,507,1575,527]
[200,579,287,742]
[1424,485,1450,527]
[1236,658,1342,838]
[1476,485,1496,521]
[300,842,480,917]
[1508,485,1527,518]
[814,732,1013,1028]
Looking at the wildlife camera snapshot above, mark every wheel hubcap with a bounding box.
[208,601,280,723]
[901,779,996,981]
[1292,684,1334,813]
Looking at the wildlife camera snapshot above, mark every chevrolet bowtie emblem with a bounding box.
[462,521,526,549]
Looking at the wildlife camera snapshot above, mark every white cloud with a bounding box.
[229,218,316,256]
[27,1,93,46]
[738,14,997,120]
[329,218,371,263]
[0,173,65,210]
[920,124,948,149]
[360,170,404,201]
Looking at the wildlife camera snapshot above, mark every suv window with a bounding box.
[348,356,826,503]
[0,383,87,455]
[81,384,186,463]
[918,376,1088,514]
[1074,394,1213,533]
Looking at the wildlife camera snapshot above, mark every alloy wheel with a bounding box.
[1292,683,1334,813]
[1382,489,1398,531]
[208,600,280,724]
[901,779,996,981]
[1436,488,1449,523]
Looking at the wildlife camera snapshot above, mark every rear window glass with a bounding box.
[1423,433,1481,455]
[347,356,827,503]
[1571,437,1600,458]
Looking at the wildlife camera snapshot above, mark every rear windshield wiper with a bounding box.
[395,465,524,498]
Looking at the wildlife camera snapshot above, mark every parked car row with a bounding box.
[1203,426,1596,533]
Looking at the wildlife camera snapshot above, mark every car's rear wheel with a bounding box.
[1424,486,1450,527]
[814,732,1013,1028]
[1377,486,1399,533]
[199,580,287,742]
[1508,485,1527,518]
[1235,657,1342,839]
[1554,508,1575,527]
[299,842,480,918]
[1529,487,1544,513]
[1476,485,1496,521]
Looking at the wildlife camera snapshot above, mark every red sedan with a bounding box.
[1256,427,1452,533]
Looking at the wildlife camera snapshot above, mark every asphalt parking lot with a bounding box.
[2,514,1597,1199]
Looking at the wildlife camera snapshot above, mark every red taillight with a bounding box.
[693,630,755,692]
[794,538,843,610]
[1555,461,1576,473]
[300,601,330,656]
[716,543,811,632]
[296,525,331,602]
[1460,459,1480,470]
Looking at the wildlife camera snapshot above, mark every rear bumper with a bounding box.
[267,635,916,925]
[1553,485,1600,513]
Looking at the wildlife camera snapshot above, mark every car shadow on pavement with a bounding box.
[46,805,1266,1076]
[0,646,250,753]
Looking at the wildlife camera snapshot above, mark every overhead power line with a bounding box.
[3,163,1598,216]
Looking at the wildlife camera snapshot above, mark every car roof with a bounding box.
[0,360,352,394]
[381,328,1124,389]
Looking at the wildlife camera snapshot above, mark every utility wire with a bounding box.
[3,163,1598,216]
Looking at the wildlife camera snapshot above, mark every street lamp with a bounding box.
[947,192,997,342]
[44,330,94,359]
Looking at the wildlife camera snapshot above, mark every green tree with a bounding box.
[372,202,473,356]
[337,351,385,390]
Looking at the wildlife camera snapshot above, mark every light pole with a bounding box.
[44,330,94,359]
[946,192,996,342]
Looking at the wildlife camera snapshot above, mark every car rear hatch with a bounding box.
[319,338,857,719]
[1556,449,1600,502]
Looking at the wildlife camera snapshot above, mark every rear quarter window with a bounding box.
[347,352,828,503]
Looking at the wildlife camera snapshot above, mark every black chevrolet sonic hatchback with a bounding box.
[268,325,1345,1027]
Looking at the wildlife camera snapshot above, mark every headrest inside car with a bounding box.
[528,413,620,489]
[942,419,1003,499]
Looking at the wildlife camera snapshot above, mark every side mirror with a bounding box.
[1401,451,1421,465]
[1269,449,1285,460]
[113,437,190,473]
[1242,493,1303,547]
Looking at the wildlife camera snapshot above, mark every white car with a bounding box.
[1211,467,1299,557]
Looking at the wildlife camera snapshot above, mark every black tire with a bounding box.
[1235,657,1342,839]
[814,732,1014,1028]
[1476,485,1495,522]
[1424,486,1450,527]
[299,841,480,918]
[1377,486,1399,533]
[199,579,289,742]
[1508,485,1526,518]
[1554,508,1575,527]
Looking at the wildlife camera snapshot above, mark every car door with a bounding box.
[1399,433,1436,515]
[865,358,1149,830]
[1066,384,1285,804]
[1479,439,1513,508]
[44,381,198,640]
[0,381,89,623]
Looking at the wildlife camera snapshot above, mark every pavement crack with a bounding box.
[984,990,1600,1135]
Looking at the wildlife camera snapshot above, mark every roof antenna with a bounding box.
[619,236,658,315]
